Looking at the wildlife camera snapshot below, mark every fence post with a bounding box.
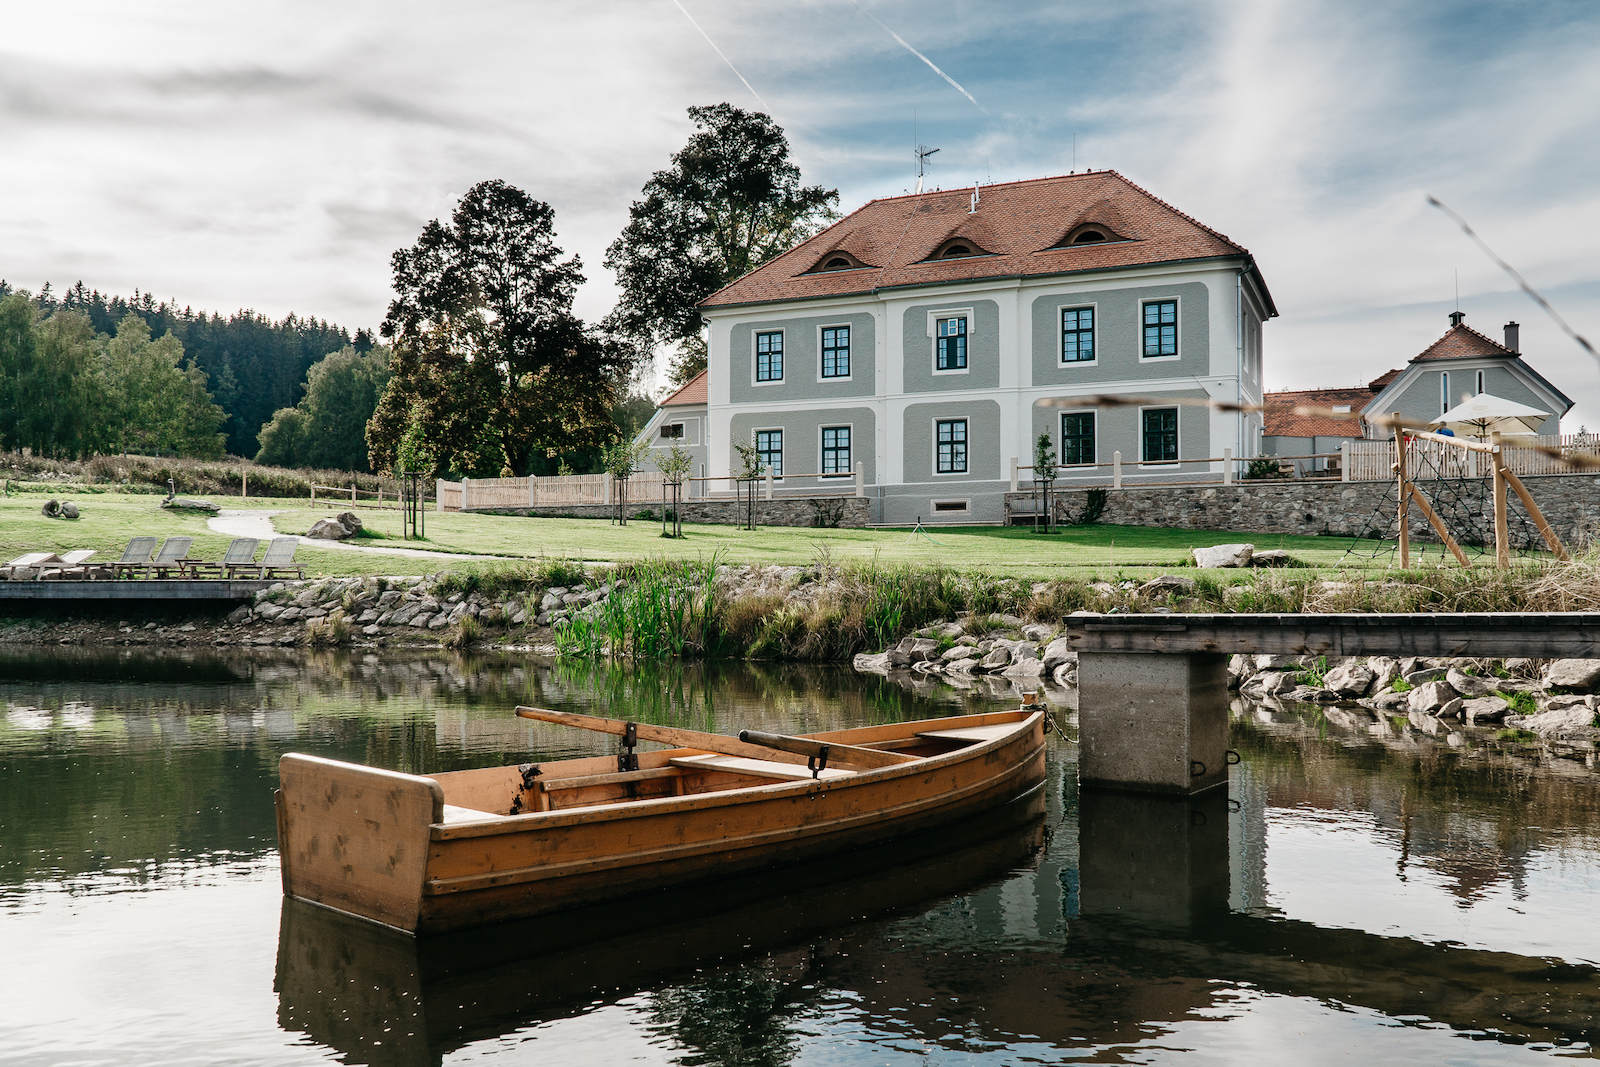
[764,469,774,501]
[528,474,536,507]
[352,484,357,504]
[1222,447,1233,486]
[854,460,864,498]
[242,471,247,499]
[1010,456,1019,493]
[310,484,315,508]
[1340,441,1349,482]
[1113,451,1123,490]
[604,475,612,506]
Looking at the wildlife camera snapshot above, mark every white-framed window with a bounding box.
[931,499,970,514]
[936,316,967,371]
[1141,299,1179,360]
[658,422,684,440]
[1475,369,1484,396]
[1140,407,1178,463]
[1440,372,1449,416]
[821,426,851,475]
[755,330,783,383]
[821,325,850,379]
[1059,411,1096,466]
[755,429,783,477]
[1061,306,1095,364]
[935,418,968,474]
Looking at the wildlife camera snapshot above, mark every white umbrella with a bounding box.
[1433,392,1551,438]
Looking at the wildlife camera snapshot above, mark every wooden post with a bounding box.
[1222,447,1232,486]
[1501,467,1569,561]
[1394,414,1409,569]
[242,471,248,499]
[310,484,315,509]
[529,474,536,508]
[352,484,357,504]
[1406,484,1472,568]
[1010,456,1019,493]
[1113,451,1123,490]
[1491,434,1510,567]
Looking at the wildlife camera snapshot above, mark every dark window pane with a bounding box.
[937,317,967,370]
[1142,301,1177,357]
[936,419,968,473]
[822,426,851,474]
[756,331,783,381]
[822,326,850,378]
[1062,306,1095,362]
[755,430,783,476]
[1061,412,1095,465]
[1141,408,1178,462]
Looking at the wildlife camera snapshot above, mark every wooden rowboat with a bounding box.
[276,704,1048,934]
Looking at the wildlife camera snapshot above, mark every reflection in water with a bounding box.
[4,649,1600,1063]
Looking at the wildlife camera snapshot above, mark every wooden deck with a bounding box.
[1064,612,1600,658]
[0,579,273,601]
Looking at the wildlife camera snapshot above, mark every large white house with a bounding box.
[638,170,1277,525]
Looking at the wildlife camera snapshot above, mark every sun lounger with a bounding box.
[185,538,260,579]
[148,537,195,579]
[103,537,160,579]
[259,536,304,580]
[1,552,62,580]
[37,550,98,580]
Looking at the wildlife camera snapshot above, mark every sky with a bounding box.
[3,0,1599,426]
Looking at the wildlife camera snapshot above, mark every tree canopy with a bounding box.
[255,345,391,471]
[367,180,634,477]
[603,104,839,385]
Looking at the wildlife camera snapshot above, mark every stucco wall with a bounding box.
[726,311,877,405]
[728,407,877,485]
[1028,280,1211,387]
[901,298,1001,392]
[473,496,872,528]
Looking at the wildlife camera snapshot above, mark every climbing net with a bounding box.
[1335,440,1548,567]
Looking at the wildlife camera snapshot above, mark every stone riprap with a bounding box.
[1047,473,1600,547]
[472,496,870,529]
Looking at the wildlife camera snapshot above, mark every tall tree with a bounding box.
[95,314,227,458]
[604,104,839,386]
[367,180,632,477]
[256,345,391,471]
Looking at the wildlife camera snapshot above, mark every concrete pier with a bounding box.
[1077,650,1229,794]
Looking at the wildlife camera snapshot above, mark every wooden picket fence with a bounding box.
[1345,434,1600,482]
[437,472,668,512]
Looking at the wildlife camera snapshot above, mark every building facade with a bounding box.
[639,171,1276,525]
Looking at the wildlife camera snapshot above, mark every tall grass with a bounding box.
[556,557,723,659]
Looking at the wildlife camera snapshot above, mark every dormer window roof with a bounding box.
[806,248,872,273]
[926,237,992,261]
[1050,222,1130,249]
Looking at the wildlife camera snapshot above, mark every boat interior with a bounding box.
[428,712,1033,823]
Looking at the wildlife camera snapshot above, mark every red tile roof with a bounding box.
[1368,368,1402,390]
[659,370,707,407]
[1263,387,1373,438]
[1410,323,1515,362]
[699,171,1274,312]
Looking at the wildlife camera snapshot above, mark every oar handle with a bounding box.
[738,730,831,761]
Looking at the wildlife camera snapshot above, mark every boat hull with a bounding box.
[277,710,1047,934]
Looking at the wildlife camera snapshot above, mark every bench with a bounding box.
[915,723,1020,744]
[668,753,855,782]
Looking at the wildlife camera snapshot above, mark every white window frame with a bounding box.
[817,323,853,382]
[752,427,784,479]
[1058,408,1098,467]
[1137,404,1180,466]
[926,307,974,376]
[1139,297,1181,362]
[933,416,970,475]
[657,421,685,441]
[1058,302,1098,367]
[752,328,784,386]
[1475,369,1484,396]
[1440,372,1449,416]
[819,424,853,477]
[930,499,971,515]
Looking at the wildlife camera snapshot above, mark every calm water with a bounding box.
[2,649,1599,1066]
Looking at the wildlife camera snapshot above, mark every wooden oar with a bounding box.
[514,706,916,770]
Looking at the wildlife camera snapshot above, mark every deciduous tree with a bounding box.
[604,104,839,386]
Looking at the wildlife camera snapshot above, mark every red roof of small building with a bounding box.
[699,171,1275,312]
[1410,323,1516,362]
[1263,387,1373,438]
[659,370,707,407]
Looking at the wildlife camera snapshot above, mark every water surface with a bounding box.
[2,649,1598,1065]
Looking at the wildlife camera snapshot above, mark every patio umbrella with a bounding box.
[1433,392,1551,438]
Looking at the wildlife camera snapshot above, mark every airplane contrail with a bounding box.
[853,2,987,115]
[667,0,772,114]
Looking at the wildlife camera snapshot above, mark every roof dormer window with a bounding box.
[1050,222,1129,249]
[925,237,991,261]
[1072,230,1106,243]
[807,248,870,273]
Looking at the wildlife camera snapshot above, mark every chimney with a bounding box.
[1449,311,1465,327]
[1504,321,1520,353]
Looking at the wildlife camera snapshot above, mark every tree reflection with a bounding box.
[648,958,822,1067]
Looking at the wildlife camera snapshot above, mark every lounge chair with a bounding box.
[185,538,260,579]
[103,537,160,579]
[0,552,61,580]
[148,537,195,579]
[259,537,304,580]
[37,550,98,580]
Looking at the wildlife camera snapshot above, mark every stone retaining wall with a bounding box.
[1047,473,1600,548]
[471,496,871,528]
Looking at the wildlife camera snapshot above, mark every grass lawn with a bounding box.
[0,491,1502,581]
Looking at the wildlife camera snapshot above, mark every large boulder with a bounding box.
[1139,574,1196,596]
[1505,706,1599,739]
[1041,637,1075,673]
[1323,663,1376,698]
[307,517,353,540]
[1249,549,1292,567]
[1462,696,1511,724]
[335,511,363,533]
[1445,668,1500,698]
[1193,543,1254,568]
[1544,659,1600,691]
[1407,679,1460,714]
[1366,656,1402,692]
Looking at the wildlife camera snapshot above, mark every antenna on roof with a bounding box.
[970,182,980,213]
[915,144,939,193]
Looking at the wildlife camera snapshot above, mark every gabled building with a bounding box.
[639,170,1277,524]
[1262,313,1573,469]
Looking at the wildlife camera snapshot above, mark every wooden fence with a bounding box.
[438,472,668,512]
[1345,434,1600,482]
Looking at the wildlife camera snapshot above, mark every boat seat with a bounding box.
[541,767,684,792]
[440,804,498,824]
[669,753,855,782]
[915,723,1019,744]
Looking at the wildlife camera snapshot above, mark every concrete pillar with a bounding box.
[1112,451,1122,490]
[1076,651,1229,794]
[764,469,774,501]
[1010,456,1019,493]
[1341,440,1350,482]
[1222,447,1233,486]
[1077,789,1230,929]
[854,461,864,498]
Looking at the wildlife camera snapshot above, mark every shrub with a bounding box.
[444,614,483,649]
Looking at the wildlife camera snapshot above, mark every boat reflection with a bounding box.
[275,786,1050,1067]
